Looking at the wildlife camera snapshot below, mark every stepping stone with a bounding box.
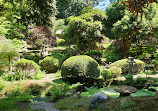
[30,101,60,111]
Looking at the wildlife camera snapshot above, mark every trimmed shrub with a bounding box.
[14,59,41,77]
[101,69,112,79]
[110,59,145,74]
[109,66,122,77]
[61,55,100,79]
[56,39,66,46]
[39,53,64,73]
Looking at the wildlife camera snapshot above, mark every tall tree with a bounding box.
[105,0,158,58]
[62,8,107,55]
[56,0,102,19]
[0,0,57,39]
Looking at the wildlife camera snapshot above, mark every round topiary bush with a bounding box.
[110,59,145,74]
[14,59,41,77]
[61,55,100,79]
[56,39,66,46]
[109,66,122,77]
[39,53,64,73]
[101,69,112,79]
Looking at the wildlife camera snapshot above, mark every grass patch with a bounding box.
[81,85,156,98]
[131,89,155,97]
[54,96,90,111]
[81,86,120,98]
[0,92,42,111]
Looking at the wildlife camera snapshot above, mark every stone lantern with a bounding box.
[126,57,135,74]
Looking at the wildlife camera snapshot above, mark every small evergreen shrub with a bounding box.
[132,78,147,89]
[101,69,112,79]
[39,53,64,73]
[110,59,145,74]
[14,59,41,77]
[56,39,66,46]
[48,84,68,102]
[109,66,122,77]
[61,55,100,79]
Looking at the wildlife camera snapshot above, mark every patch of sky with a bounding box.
[94,0,116,10]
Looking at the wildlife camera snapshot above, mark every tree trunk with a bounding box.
[121,35,133,58]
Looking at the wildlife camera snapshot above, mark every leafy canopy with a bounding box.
[62,8,107,52]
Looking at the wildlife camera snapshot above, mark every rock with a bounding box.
[114,85,137,97]
[91,93,108,101]
[74,91,81,99]
[65,92,73,97]
[89,93,108,110]
[30,101,59,111]
[90,93,108,104]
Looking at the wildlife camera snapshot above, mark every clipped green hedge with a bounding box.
[14,59,41,76]
[61,55,100,79]
[110,59,145,74]
[39,53,64,73]
[56,39,66,46]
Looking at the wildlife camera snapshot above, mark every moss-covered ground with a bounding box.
[54,96,158,111]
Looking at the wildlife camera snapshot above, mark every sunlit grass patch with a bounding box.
[131,89,155,97]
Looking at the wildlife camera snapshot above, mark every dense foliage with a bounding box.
[56,0,102,19]
[105,0,158,58]
[0,38,27,72]
[62,8,106,55]
[0,0,56,39]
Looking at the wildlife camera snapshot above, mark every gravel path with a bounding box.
[30,101,60,111]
